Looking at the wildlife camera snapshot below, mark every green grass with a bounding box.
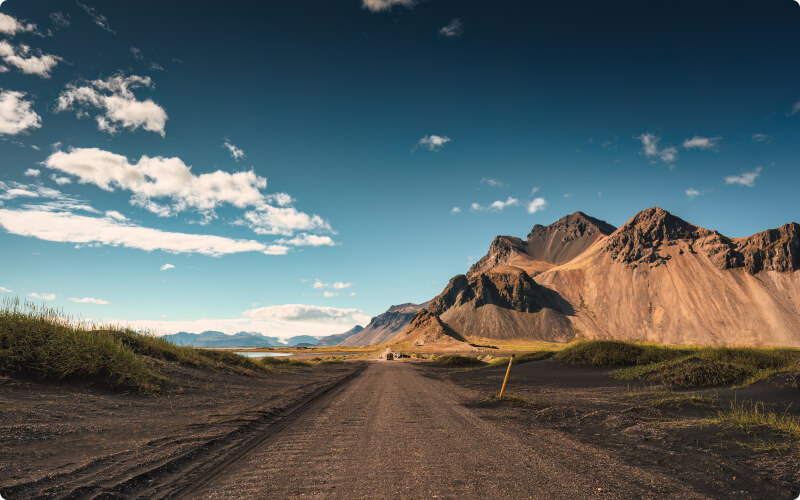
[438,354,485,366]
[555,340,800,388]
[0,298,268,394]
[709,400,800,452]
[497,393,535,406]
[260,356,314,367]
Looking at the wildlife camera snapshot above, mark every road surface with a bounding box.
[180,362,703,499]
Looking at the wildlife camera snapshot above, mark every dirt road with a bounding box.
[182,362,704,499]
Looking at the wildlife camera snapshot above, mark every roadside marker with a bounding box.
[498,354,515,399]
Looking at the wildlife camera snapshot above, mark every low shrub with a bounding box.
[438,355,484,366]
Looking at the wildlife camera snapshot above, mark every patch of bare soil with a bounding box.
[0,361,363,499]
[431,358,800,499]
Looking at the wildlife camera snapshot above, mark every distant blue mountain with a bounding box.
[161,331,320,347]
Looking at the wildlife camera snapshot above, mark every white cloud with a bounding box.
[362,0,415,12]
[332,282,352,290]
[0,12,36,35]
[242,204,332,237]
[685,188,703,199]
[638,133,677,165]
[0,286,13,293]
[480,177,505,188]
[243,304,369,325]
[50,12,71,28]
[415,134,451,152]
[45,147,267,215]
[791,100,800,116]
[323,291,337,298]
[50,174,72,185]
[0,208,288,257]
[751,133,771,143]
[56,74,167,136]
[24,168,40,177]
[0,181,64,201]
[224,140,246,161]
[29,292,55,301]
[724,167,762,188]
[450,206,461,214]
[76,2,115,33]
[531,186,540,194]
[0,41,61,78]
[471,197,519,212]
[439,18,463,38]
[0,90,42,135]
[69,297,109,305]
[312,280,326,289]
[276,233,336,247]
[130,47,143,60]
[350,292,357,296]
[682,136,721,150]
[0,65,7,73]
[527,197,547,214]
[104,210,127,221]
[160,263,175,271]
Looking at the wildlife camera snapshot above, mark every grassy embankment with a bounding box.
[0,299,270,394]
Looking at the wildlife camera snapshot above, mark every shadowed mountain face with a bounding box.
[340,303,428,346]
[162,331,319,347]
[315,325,364,347]
[394,207,800,348]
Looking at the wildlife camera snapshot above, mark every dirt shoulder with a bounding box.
[425,358,800,499]
[0,361,363,499]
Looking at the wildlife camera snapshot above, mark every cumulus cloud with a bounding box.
[69,297,109,304]
[160,263,175,271]
[638,133,677,165]
[0,41,61,78]
[29,292,55,301]
[323,291,337,298]
[527,197,547,214]
[332,282,352,290]
[224,140,246,161]
[685,188,703,199]
[0,286,13,293]
[56,74,168,136]
[471,197,519,212]
[415,134,450,152]
[276,233,336,247]
[439,18,463,37]
[724,167,762,188]
[362,0,415,12]
[480,177,505,188]
[45,147,267,216]
[24,168,40,177]
[242,204,332,237]
[0,12,36,35]
[76,2,115,33]
[0,208,289,256]
[50,174,72,185]
[450,206,461,214]
[682,136,721,150]
[0,90,41,135]
[243,304,369,324]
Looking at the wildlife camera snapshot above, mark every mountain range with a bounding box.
[162,331,320,347]
[391,207,800,348]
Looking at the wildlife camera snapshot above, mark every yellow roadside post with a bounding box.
[498,354,515,399]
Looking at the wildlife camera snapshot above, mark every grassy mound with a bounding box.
[438,355,484,366]
[260,356,314,367]
[0,299,267,394]
[556,340,687,367]
[613,356,751,387]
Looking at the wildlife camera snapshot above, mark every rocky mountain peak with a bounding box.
[527,211,616,242]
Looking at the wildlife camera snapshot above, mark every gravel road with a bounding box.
[192,361,706,499]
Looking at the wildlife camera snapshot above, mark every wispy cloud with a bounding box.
[439,18,463,38]
[791,100,800,116]
[471,197,519,212]
[0,207,289,256]
[276,233,336,247]
[49,12,71,29]
[29,292,55,301]
[450,206,461,215]
[685,188,703,199]
[223,140,246,161]
[0,286,13,293]
[480,177,505,188]
[323,290,337,298]
[638,133,677,165]
[724,167,762,188]
[362,0,415,12]
[415,134,450,152]
[243,304,369,324]
[56,74,168,136]
[527,197,547,214]
[682,136,721,150]
[0,90,41,135]
[751,133,772,143]
[69,297,109,304]
[241,205,332,237]
[332,282,352,290]
[130,47,143,60]
[24,168,40,177]
[0,41,61,78]
[76,2,115,33]
[160,263,175,271]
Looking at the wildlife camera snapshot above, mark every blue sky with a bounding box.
[0,0,798,338]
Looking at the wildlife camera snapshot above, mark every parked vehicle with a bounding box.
[386,352,394,361]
